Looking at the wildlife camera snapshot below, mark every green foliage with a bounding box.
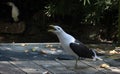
[83,0,118,25]
[45,0,82,17]
[45,0,118,25]
[118,0,120,42]
[44,0,118,42]
[83,0,90,5]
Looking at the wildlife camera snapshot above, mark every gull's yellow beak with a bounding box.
[48,25,56,32]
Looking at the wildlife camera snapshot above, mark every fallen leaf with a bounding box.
[100,63,110,69]
[109,50,118,55]
[21,43,26,46]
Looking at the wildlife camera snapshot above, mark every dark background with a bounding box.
[0,0,118,43]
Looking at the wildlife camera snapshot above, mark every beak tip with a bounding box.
[48,25,55,32]
[48,30,53,32]
[49,25,55,27]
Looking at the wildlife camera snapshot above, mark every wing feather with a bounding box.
[70,40,94,58]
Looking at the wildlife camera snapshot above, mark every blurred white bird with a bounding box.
[7,2,19,22]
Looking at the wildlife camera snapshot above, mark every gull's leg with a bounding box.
[74,57,80,69]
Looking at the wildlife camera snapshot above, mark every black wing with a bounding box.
[70,40,94,58]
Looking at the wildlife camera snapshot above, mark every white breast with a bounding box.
[57,33,79,58]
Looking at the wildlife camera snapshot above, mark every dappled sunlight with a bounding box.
[0,43,71,61]
[0,43,119,73]
[0,43,120,61]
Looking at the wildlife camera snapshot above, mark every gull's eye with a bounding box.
[57,28,61,30]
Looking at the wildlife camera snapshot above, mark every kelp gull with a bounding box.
[48,25,102,68]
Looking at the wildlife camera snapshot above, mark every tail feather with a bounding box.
[92,50,103,61]
[96,52,105,56]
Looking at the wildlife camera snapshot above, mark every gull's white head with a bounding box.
[48,25,75,43]
[48,25,65,34]
[7,2,15,6]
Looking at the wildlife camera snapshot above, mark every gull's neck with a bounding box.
[56,31,75,43]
